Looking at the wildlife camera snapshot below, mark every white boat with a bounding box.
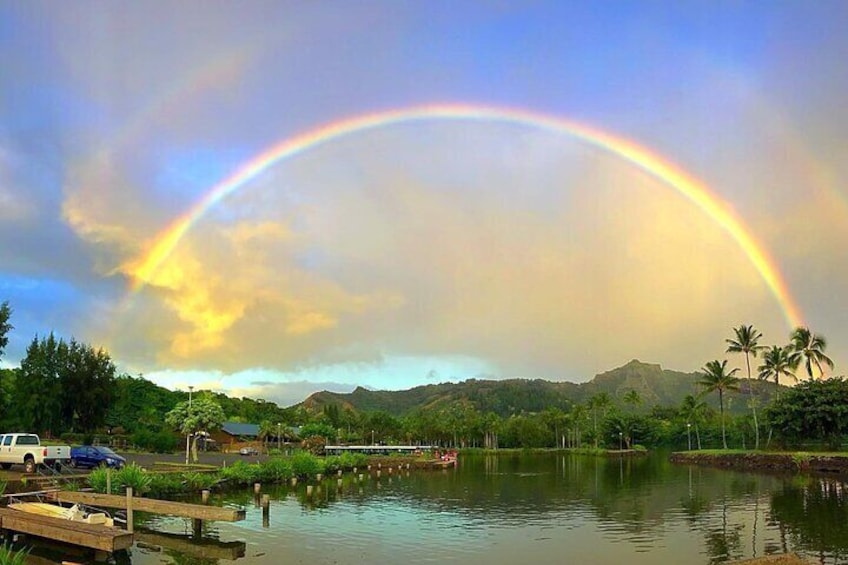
[8,501,115,527]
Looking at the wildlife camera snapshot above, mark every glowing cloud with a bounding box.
[125,103,804,329]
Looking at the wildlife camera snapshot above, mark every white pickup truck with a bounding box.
[0,433,72,473]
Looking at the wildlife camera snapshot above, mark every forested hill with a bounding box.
[302,360,781,417]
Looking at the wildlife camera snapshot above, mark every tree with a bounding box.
[588,393,612,448]
[758,346,796,387]
[15,334,65,434]
[623,390,642,412]
[697,360,740,449]
[765,378,848,449]
[0,301,12,361]
[726,324,765,449]
[165,396,225,462]
[679,394,708,450]
[788,326,834,380]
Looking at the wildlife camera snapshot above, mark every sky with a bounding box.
[1,2,847,407]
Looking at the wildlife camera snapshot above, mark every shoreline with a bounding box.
[669,450,848,475]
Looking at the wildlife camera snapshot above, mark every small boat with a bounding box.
[8,502,115,527]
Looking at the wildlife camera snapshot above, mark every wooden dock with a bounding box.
[49,491,245,522]
[0,507,133,553]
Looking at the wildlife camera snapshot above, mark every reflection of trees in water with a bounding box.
[770,477,848,562]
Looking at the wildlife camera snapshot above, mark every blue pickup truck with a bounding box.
[70,446,126,469]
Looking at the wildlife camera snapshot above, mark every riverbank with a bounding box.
[670,450,848,475]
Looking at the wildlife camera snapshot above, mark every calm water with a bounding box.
[23,452,848,564]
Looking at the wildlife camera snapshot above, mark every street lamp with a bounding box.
[185,385,194,465]
[372,429,375,445]
[619,431,623,451]
[278,423,282,451]
[687,423,692,451]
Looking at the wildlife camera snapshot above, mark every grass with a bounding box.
[0,544,28,565]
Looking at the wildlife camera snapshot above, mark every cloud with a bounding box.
[67,123,802,384]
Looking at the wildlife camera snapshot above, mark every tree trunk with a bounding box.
[720,389,728,449]
[747,353,760,450]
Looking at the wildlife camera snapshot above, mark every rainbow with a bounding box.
[125,103,804,328]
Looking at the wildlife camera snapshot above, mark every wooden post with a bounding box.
[388,467,392,474]
[261,493,270,523]
[126,487,134,533]
[376,470,381,478]
[254,483,261,494]
[106,468,111,494]
[201,490,210,504]
[367,465,371,471]
[291,477,297,487]
[337,469,342,477]
[353,467,357,474]
[358,474,364,481]
[378,463,381,469]
[306,485,313,497]
[316,473,322,482]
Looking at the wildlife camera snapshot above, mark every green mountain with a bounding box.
[301,359,782,417]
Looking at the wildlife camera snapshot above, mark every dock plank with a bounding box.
[0,507,133,552]
[50,491,245,522]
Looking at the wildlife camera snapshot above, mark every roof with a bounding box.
[221,422,260,437]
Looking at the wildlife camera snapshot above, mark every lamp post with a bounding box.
[185,385,194,465]
[278,423,282,451]
[372,429,375,445]
[619,431,623,451]
[687,422,692,451]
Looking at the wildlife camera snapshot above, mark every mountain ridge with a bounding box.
[300,359,780,417]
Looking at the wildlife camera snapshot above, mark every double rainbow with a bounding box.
[125,103,803,329]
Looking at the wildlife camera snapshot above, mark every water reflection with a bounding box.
[8,453,848,564]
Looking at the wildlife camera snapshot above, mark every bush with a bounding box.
[291,452,325,478]
[88,466,116,494]
[182,472,218,491]
[219,461,262,485]
[0,543,29,565]
[147,474,186,498]
[114,463,152,495]
[258,458,293,482]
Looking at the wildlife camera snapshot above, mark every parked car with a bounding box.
[0,433,72,473]
[70,446,126,469]
[239,446,259,456]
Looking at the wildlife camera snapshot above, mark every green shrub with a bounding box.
[291,452,325,478]
[147,473,187,498]
[88,466,116,494]
[219,461,262,485]
[0,543,29,565]
[258,458,293,482]
[114,463,152,495]
[182,472,218,491]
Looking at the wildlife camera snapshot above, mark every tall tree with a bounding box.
[758,346,796,387]
[588,392,612,448]
[623,389,642,412]
[788,326,834,380]
[15,334,65,434]
[726,324,765,449]
[0,301,12,361]
[679,394,708,450]
[697,360,740,449]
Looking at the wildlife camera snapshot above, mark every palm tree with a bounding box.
[698,360,740,449]
[726,324,765,449]
[680,394,707,450]
[623,389,642,412]
[788,326,834,380]
[589,392,612,448]
[758,346,797,387]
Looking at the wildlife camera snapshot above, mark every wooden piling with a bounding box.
[316,473,322,482]
[291,477,297,487]
[306,485,313,497]
[254,483,261,494]
[106,468,111,495]
[337,469,342,477]
[201,490,210,504]
[126,487,134,534]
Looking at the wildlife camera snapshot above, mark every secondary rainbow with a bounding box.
[125,103,804,329]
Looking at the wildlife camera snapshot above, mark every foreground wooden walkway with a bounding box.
[0,507,133,552]
[49,491,246,522]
